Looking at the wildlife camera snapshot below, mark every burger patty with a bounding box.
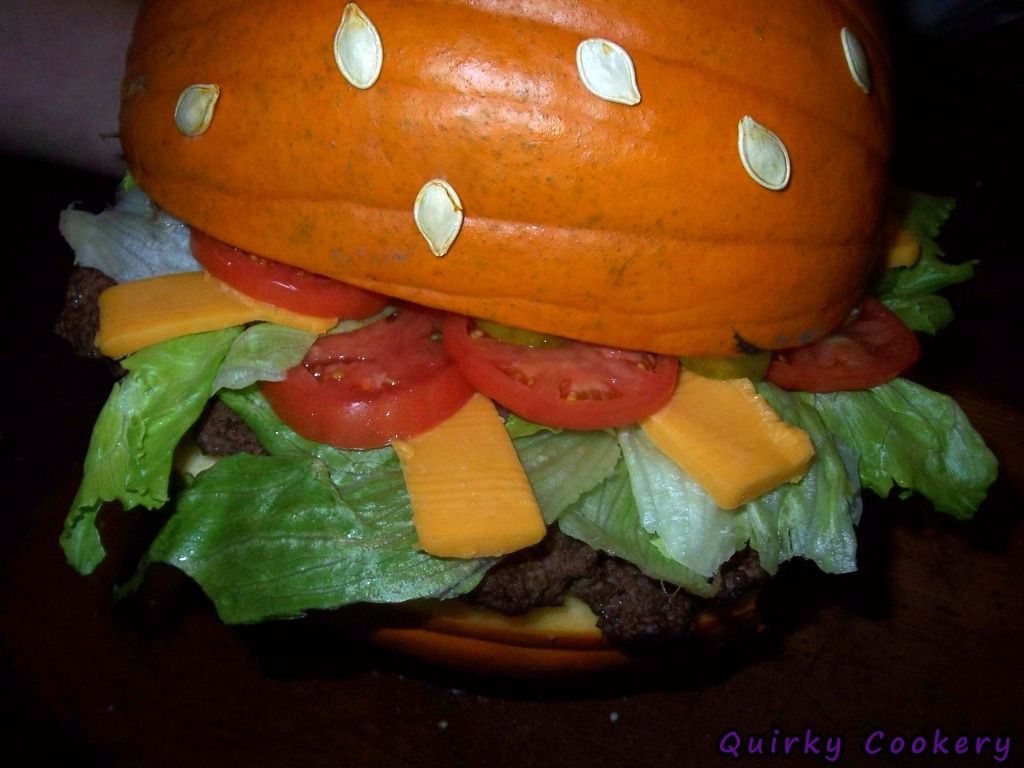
[196,400,267,456]
[58,266,767,645]
[54,266,116,358]
[468,529,766,645]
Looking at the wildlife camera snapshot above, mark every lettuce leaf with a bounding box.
[504,414,558,439]
[598,385,861,580]
[59,181,199,282]
[801,378,998,519]
[513,428,621,524]
[741,384,862,574]
[62,328,241,574]
[558,461,718,597]
[218,387,396,484]
[879,294,955,336]
[212,324,317,393]
[875,191,976,334]
[135,453,491,623]
[141,387,493,622]
[617,428,737,579]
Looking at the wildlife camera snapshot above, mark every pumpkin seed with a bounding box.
[737,116,790,191]
[575,38,641,106]
[414,179,464,257]
[841,27,871,93]
[174,84,220,137]
[334,3,383,89]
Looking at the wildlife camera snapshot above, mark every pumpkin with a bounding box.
[120,0,892,356]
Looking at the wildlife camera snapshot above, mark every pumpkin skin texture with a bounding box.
[120,0,892,356]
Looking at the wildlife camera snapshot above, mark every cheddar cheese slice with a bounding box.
[96,271,337,358]
[641,372,814,509]
[885,225,921,269]
[393,393,546,559]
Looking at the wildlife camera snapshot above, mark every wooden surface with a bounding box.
[2,12,1023,768]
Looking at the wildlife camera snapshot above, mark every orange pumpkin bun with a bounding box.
[120,0,892,356]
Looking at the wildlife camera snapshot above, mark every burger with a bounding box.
[56,0,998,675]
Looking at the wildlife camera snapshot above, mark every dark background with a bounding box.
[2,6,1023,767]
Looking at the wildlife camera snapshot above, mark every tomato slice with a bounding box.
[442,315,679,430]
[262,305,474,449]
[766,297,921,392]
[191,229,388,319]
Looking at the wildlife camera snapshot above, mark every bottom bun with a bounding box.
[363,593,763,676]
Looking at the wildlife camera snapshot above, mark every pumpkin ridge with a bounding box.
[137,70,888,169]
[444,0,872,66]
[138,6,889,159]
[143,176,877,248]
[368,55,891,158]
[134,0,891,82]
[633,55,889,158]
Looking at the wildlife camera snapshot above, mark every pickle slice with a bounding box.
[475,319,566,349]
[680,352,771,381]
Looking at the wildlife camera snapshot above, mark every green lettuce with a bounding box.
[137,387,493,622]
[212,324,317,393]
[879,294,955,336]
[590,384,861,582]
[875,191,976,334]
[802,378,998,519]
[513,428,621,524]
[218,387,396,484]
[59,180,199,282]
[617,427,737,579]
[741,384,862,574]
[558,461,718,597]
[62,328,241,574]
[135,453,491,623]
